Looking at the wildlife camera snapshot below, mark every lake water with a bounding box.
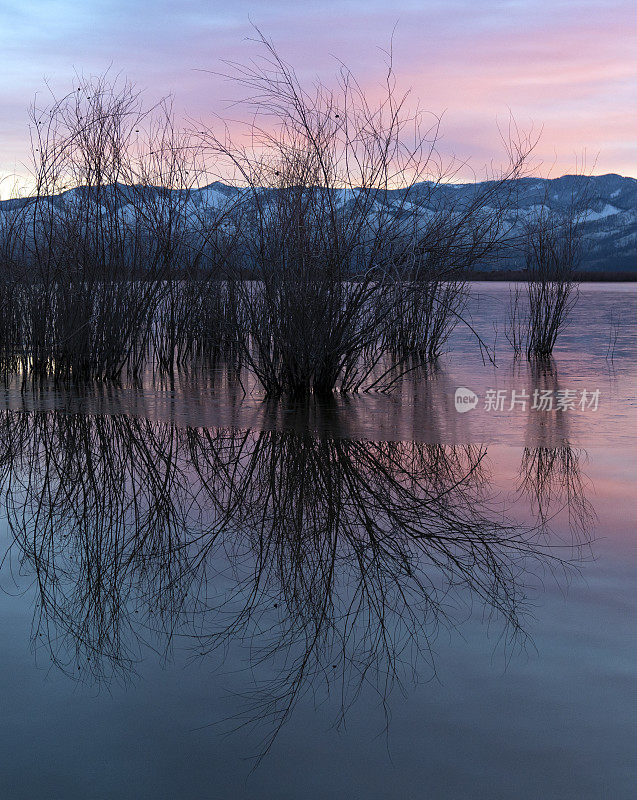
[0,283,635,799]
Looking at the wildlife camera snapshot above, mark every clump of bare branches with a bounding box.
[0,184,33,367]
[198,32,534,394]
[525,199,583,359]
[505,285,525,357]
[0,45,541,386]
[12,75,161,378]
[383,249,470,361]
[132,104,241,371]
[9,74,228,381]
[384,157,534,362]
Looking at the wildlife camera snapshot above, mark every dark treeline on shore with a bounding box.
[0,35,587,392]
[469,270,637,282]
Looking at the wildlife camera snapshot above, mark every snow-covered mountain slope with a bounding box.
[3,174,636,274]
[399,173,637,274]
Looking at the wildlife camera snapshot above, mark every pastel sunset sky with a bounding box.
[1,0,636,195]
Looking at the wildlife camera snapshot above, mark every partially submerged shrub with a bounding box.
[10,75,218,380]
[525,206,581,358]
[200,33,533,394]
[0,48,540,388]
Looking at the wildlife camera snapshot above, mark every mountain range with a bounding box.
[3,173,636,276]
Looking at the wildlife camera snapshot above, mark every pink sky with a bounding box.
[1,0,636,195]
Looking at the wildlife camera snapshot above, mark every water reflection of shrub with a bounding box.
[0,410,592,756]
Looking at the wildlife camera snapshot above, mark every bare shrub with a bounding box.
[199,33,534,394]
[13,75,229,380]
[525,199,583,359]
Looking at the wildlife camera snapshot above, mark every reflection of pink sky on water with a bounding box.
[0,283,633,797]
[487,442,637,556]
[0,284,632,557]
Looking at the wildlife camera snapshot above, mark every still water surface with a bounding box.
[0,283,635,799]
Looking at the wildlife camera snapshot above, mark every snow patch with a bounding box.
[583,204,621,222]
